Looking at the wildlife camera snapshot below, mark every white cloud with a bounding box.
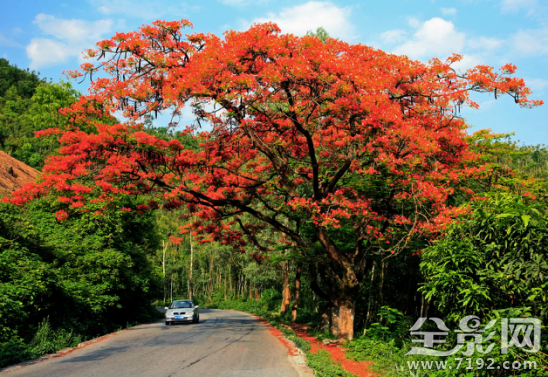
[501,0,538,12]
[512,28,548,55]
[525,78,548,93]
[468,36,504,50]
[380,29,407,44]
[407,18,421,28]
[27,39,74,69]
[393,18,465,60]
[450,54,483,72]
[440,7,458,15]
[26,14,113,69]
[34,14,112,44]
[247,1,354,40]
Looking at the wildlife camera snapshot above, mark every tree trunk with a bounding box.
[330,296,355,342]
[309,266,359,342]
[162,240,167,303]
[291,262,302,322]
[280,261,292,314]
[224,269,227,301]
[229,265,232,298]
[311,226,362,342]
[379,261,385,307]
[189,229,194,300]
[365,261,376,326]
[207,250,215,301]
[320,302,333,332]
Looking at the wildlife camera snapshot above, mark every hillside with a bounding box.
[0,150,39,196]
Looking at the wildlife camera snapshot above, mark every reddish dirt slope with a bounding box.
[0,150,39,197]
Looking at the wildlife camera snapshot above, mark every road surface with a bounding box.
[1,309,302,377]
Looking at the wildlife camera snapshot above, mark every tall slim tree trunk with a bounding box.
[379,261,385,307]
[229,265,233,298]
[365,261,376,326]
[224,269,227,300]
[162,240,168,303]
[291,262,302,322]
[280,261,292,314]
[189,229,194,299]
[207,250,215,301]
[218,267,222,292]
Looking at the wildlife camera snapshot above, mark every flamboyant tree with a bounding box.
[6,19,541,341]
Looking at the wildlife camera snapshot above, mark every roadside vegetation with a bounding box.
[1,22,547,377]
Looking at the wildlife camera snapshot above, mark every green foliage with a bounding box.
[143,118,199,150]
[259,288,283,311]
[291,334,312,352]
[0,79,79,169]
[306,326,338,342]
[469,130,548,182]
[307,349,355,377]
[420,193,548,323]
[347,338,423,377]
[29,317,81,357]
[0,58,44,98]
[306,27,331,43]
[346,307,429,376]
[364,306,411,348]
[0,337,34,369]
[209,299,269,317]
[0,192,161,367]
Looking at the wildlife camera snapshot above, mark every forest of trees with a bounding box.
[1,21,547,376]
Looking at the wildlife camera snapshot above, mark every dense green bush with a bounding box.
[344,192,548,376]
[421,193,548,324]
[363,306,411,348]
[29,318,82,356]
[0,338,34,369]
[0,193,162,368]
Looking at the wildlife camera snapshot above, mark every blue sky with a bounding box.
[1,0,547,145]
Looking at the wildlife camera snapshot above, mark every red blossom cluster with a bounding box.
[4,19,540,261]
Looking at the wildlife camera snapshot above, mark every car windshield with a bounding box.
[170,301,192,309]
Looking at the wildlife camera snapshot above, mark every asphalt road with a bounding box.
[1,309,301,377]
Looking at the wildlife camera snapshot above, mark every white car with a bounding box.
[164,300,200,325]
